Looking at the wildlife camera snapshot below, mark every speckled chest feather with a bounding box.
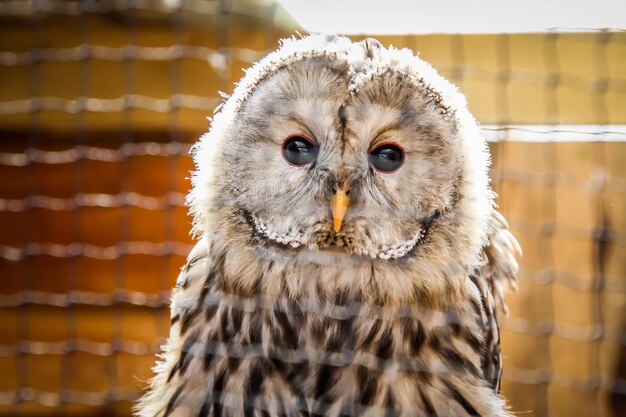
[139,236,508,417]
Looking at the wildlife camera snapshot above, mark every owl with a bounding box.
[136,34,521,417]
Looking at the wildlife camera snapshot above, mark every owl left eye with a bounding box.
[369,143,405,173]
[282,135,318,167]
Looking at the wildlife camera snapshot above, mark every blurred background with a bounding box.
[0,0,624,416]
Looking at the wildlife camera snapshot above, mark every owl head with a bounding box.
[188,35,493,302]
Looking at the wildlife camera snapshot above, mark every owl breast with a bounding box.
[146,239,507,417]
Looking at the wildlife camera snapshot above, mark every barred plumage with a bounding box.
[136,34,520,417]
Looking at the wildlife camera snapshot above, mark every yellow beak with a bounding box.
[330,184,350,233]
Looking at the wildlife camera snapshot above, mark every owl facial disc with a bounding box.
[189,34,494,273]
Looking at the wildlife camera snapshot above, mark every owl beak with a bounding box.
[330,183,350,233]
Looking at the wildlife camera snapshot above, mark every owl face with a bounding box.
[191,35,492,271]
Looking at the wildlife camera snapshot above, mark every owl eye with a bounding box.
[369,143,405,173]
[282,135,318,167]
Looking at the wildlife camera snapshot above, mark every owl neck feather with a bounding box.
[204,216,476,308]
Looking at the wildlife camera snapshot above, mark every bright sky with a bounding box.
[277,0,625,34]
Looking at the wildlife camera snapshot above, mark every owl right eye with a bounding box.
[281,135,318,167]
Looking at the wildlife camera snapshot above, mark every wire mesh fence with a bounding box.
[0,1,624,416]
